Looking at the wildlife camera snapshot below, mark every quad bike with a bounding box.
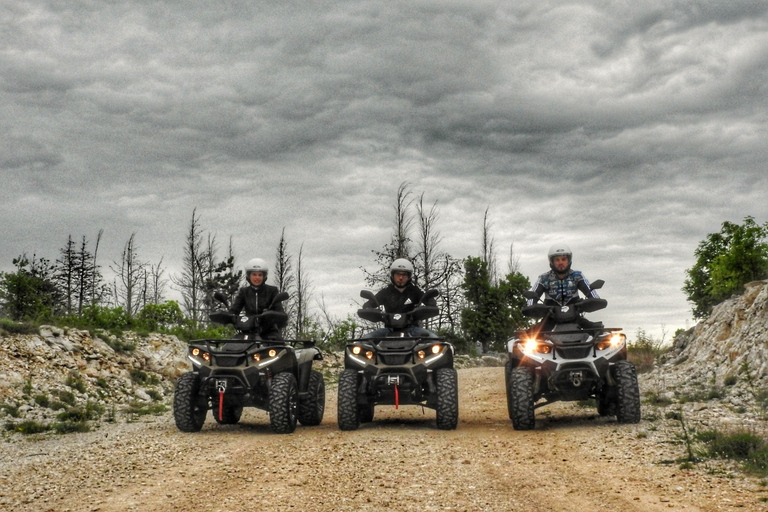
[505,280,641,430]
[337,289,458,431]
[173,291,325,434]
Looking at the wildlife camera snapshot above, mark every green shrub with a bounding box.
[0,404,20,418]
[627,329,670,373]
[34,394,50,407]
[0,318,38,334]
[130,369,160,386]
[698,429,768,476]
[52,421,90,434]
[66,372,87,393]
[5,420,50,435]
[55,390,76,406]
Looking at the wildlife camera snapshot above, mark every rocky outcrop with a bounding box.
[664,280,768,385]
[643,280,768,431]
[0,328,190,424]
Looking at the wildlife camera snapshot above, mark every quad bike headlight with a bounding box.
[521,338,551,355]
[431,344,442,355]
[202,352,211,362]
[352,345,363,355]
[596,333,626,351]
[365,350,375,360]
[253,353,261,362]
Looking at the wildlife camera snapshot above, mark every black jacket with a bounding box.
[229,284,286,338]
[364,282,436,321]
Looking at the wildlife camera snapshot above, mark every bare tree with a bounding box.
[293,243,313,338]
[481,206,498,285]
[363,182,415,287]
[507,242,522,275]
[172,209,208,325]
[112,232,146,317]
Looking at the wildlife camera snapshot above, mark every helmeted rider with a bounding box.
[229,258,286,339]
[527,244,602,330]
[362,258,438,338]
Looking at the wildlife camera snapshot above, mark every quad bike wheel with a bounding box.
[173,372,207,432]
[298,370,326,426]
[613,360,641,424]
[269,372,299,434]
[508,366,535,430]
[504,360,515,420]
[435,367,459,430]
[337,369,361,431]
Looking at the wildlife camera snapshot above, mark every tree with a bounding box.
[0,255,61,321]
[111,233,146,318]
[293,243,313,338]
[683,217,768,319]
[363,182,415,288]
[172,209,210,325]
[460,257,530,353]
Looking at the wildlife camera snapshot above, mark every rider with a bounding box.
[362,258,438,338]
[527,244,602,330]
[229,258,286,340]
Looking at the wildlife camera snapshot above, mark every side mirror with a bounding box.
[360,290,378,307]
[213,291,229,307]
[420,288,440,303]
[590,279,604,291]
[270,291,290,307]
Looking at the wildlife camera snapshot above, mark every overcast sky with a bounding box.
[2,0,767,341]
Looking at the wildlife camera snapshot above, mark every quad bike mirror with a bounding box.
[589,279,605,290]
[270,291,290,307]
[522,290,539,301]
[213,291,229,307]
[420,288,440,304]
[360,290,378,307]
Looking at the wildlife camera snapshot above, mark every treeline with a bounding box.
[0,184,531,353]
[683,216,768,319]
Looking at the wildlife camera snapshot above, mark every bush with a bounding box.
[5,420,50,435]
[0,318,39,334]
[698,429,768,476]
[627,329,669,373]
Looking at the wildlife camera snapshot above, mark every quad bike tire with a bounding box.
[435,367,459,430]
[358,402,375,423]
[298,370,326,426]
[337,369,361,431]
[269,372,299,434]
[504,360,515,420]
[173,372,207,432]
[613,360,641,424]
[508,366,536,430]
[597,390,617,417]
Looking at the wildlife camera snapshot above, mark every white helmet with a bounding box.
[244,258,269,282]
[547,244,572,272]
[390,258,414,284]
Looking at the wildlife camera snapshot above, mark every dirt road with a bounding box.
[1,367,766,511]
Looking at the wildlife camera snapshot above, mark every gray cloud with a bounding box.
[1,0,767,338]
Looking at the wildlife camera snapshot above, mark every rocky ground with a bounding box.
[1,366,767,512]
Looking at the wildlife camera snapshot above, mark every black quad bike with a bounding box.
[173,292,325,434]
[505,280,641,430]
[337,289,458,431]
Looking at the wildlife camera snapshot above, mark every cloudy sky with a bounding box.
[2,0,767,340]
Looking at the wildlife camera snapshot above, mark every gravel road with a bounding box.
[2,367,767,512]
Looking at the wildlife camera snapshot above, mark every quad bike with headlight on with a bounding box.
[505,279,640,430]
[337,289,458,431]
[173,291,325,434]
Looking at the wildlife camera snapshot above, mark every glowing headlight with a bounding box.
[253,353,261,362]
[521,338,551,355]
[268,349,277,358]
[352,345,362,355]
[597,333,625,350]
[202,352,211,362]
[365,351,374,360]
[417,350,426,359]
[430,344,441,355]
[191,348,200,356]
